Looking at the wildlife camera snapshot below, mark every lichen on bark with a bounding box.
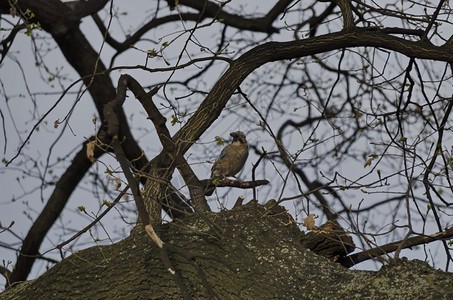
[2,201,452,299]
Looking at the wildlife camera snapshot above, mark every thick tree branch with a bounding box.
[171,27,453,155]
[178,0,293,33]
[337,0,355,31]
[339,226,453,268]
[201,178,270,196]
[124,76,210,213]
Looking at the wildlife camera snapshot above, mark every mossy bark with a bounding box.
[2,201,452,299]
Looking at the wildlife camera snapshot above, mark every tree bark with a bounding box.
[2,201,452,299]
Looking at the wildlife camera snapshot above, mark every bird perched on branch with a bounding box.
[206,131,249,195]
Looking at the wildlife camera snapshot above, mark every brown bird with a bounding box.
[206,131,249,195]
[211,131,249,177]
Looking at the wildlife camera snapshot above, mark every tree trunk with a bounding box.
[2,201,452,299]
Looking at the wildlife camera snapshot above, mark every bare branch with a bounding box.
[339,227,453,268]
[178,0,294,33]
[337,0,355,31]
[201,178,270,196]
[103,76,149,223]
[92,12,203,53]
[122,74,210,213]
[7,138,99,286]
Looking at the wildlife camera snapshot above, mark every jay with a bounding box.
[206,131,249,195]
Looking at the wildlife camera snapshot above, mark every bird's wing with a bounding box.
[218,144,233,160]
